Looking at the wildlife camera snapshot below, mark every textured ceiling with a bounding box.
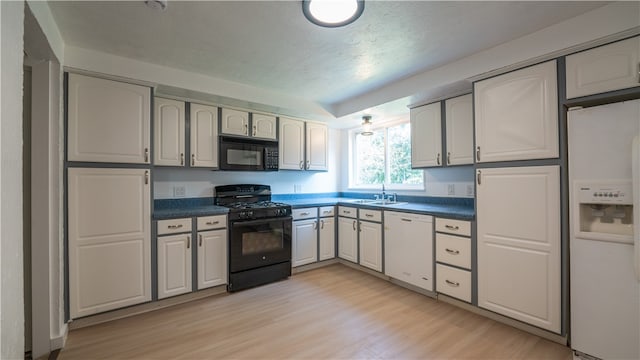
[49,1,607,115]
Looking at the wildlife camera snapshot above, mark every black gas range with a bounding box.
[214,184,292,292]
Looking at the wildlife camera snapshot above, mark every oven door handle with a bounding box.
[231,216,293,227]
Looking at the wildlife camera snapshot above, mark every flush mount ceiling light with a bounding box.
[361,115,373,136]
[145,0,167,11]
[302,0,364,28]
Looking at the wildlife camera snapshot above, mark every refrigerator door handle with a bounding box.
[633,135,640,281]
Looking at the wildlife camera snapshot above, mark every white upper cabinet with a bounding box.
[251,113,277,140]
[67,73,151,164]
[306,122,329,171]
[68,167,151,318]
[411,102,442,168]
[190,103,219,168]
[476,165,561,333]
[474,60,559,163]
[221,108,249,137]
[279,117,306,170]
[566,36,640,99]
[154,98,185,166]
[444,94,473,165]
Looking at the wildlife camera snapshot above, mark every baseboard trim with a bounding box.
[68,285,227,330]
[50,324,68,350]
[292,258,339,274]
[437,294,568,345]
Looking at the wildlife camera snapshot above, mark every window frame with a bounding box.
[348,118,424,191]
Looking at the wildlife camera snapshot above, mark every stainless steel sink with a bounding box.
[345,199,377,204]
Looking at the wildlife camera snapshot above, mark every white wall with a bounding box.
[1,1,25,359]
[154,128,341,198]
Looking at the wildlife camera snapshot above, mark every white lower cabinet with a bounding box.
[157,233,192,299]
[319,206,336,261]
[68,167,151,319]
[292,218,318,267]
[292,208,319,267]
[338,211,358,263]
[477,165,561,333]
[197,229,227,289]
[358,209,382,272]
[384,211,433,291]
[436,264,471,303]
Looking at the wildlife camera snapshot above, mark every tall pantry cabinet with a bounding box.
[66,73,152,319]
[473,60,561,333]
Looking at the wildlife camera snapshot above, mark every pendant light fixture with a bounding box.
[302,0,365,28]
[361,115,373,136]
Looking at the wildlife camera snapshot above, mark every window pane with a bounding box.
[355,130,385,185]
[387,123,423,185]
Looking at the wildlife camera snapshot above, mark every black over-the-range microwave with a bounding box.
[219,136,279,171]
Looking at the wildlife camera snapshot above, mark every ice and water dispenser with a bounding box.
[574,181,634,243]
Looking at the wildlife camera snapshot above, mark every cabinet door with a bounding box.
[67,73,151,164]
[384,212,433,291]
[190,103,219,168]
[68,168,151,318]
[319,217,336,261]
[197,230,227,290]
[306,122,329,171]
[279,117,305,170]
[221,108,249,136]
[338,216,358,263]
[411,102,442,167]
[252,113,277,140]
[445,94,473,165]
[154,98,185,166]
[474,60,558,163]
[292,219,318,267]
[566,36,640,99]
[476,165,561,333]
[157,234,192,299]
[359,221,382,272]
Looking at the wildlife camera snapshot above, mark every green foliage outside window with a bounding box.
[354,122,423,186]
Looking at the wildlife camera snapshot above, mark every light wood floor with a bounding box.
[60,264,572,359]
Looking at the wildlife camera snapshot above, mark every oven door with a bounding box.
[229,217,292,273]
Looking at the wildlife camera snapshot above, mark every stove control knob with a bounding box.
[248,210,254,217]
[240,211,247,218]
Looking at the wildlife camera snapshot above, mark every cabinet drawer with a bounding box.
[197,215,227,231]
[157,218,192,235]
[435,218,471,236]
[359,209,381,222]
[338,206,357,218]
[436,233,471,269]
[436,264,471,303]
[319,206,335,217]
[292,208,318,220]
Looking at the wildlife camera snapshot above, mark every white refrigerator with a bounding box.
[568,99,640,359]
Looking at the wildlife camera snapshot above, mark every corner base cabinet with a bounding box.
[384,211,433,291]
[476,165,561,333]
[68,167,151,318]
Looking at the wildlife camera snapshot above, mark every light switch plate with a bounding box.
[447,184,455,195]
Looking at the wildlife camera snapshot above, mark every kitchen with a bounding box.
[2,1,639,359]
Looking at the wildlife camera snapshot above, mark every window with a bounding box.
[350,120,423,189]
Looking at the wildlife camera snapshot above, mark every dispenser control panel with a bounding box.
[577,182,633,205]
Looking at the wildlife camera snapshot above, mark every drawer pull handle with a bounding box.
[401,218,412,222]
[206,221,219,225]
[199,234,202,247]
[436,153,441,165]
[300,212,310,216]
[167,224,183,229]
[313,221,318,230]
[323,211,331,214]
[445,279,460,287]
[445,225,459,230]
[320,219,325,229]
[352,220,356,231]
[421,277,429,281]
[192,153,195,166]
[445,248,460,255]
[365,214,374,218]
[447,152,451,165]
[187,235,191,249]
[144,148,149,162]
[476,146,481,161]
[180,153,184,166]
[344,210,351,214]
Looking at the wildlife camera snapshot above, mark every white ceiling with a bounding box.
[48,1,608,124]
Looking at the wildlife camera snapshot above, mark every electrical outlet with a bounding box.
[447,184,455,196]
[294,184,302,193]
[173,185,186,198]
[467,184,474,196]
